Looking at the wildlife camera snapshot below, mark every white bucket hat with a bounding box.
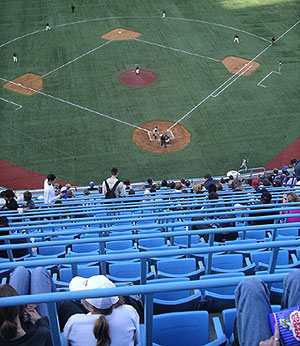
[69,275,119,309]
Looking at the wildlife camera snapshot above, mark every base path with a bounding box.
[222,56,260,75]
[133,121,190,153]
[0,158,74,190]
[120,70,157,87]
[4,73,42,95]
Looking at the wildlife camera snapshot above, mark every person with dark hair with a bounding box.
[102,167,125,198]
[202,174,218,190]
[22,191,36,211]
[208,184,217,193]
[161,180,168,189]
[123,179,131,190]
[168,181,175,189]
[271,36,276,45]
[290,158,300,180]
[128,189,135,195]
[61,275,140,346]
[0,190,18,211]
[43,174,63,204]
[71,4,75,13]
[144,178,153,189]
[0,276,53,345]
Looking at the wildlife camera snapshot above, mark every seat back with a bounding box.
[150,278,191,300]
[59,266,100,283]
[105,240,133,251]
[200,272,244,295]
[173,235,200,246]
[205,254,243,270]
[139,238,165,248]
[109,262,143,279]
[153,311,209,346]
[72,243,99,253]
[277,227,299,237]
[157,258,196,275]
[39,245,66,256]
[251,250,289,266]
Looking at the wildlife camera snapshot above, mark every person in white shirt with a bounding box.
[43,174,62,203]
[102,167,126,198]
[63,275,140,346]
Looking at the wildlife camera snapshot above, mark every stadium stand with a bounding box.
[0,171,300,345]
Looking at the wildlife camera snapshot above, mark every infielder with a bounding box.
[278,61,282,73]
[135,64,140,75]
[45,23,51,31]
[234,34,239,43]
[13,53,17,63]
[153,126,159,139]
[162,10,166,18]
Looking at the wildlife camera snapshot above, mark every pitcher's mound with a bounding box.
[222,56,260,75]
[120,70,156,87]
[4,73,42,95]
[133,121,190,153]
[102,28,141,41]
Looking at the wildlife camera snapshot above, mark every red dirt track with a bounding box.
[264,136,300,170]
[0,158,74,190]
[120,70,156,86]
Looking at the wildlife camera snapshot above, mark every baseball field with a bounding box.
[0,0,299,187]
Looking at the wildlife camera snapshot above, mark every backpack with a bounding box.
[105,180,120,198]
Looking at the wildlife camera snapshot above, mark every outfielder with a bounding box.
[162,10,166,18]
[234,34,239,43]
[13,53,18,63]
[45,23,51,31]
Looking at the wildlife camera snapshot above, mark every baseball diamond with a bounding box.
[0,0,299,187]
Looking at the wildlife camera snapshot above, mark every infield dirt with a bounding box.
[133,121,190,153]
[4,73,43,95]
[222,56,260,75]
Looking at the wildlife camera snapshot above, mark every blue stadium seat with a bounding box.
[107,262,155,284]
[152,311,226,346]
[157,258,204,280]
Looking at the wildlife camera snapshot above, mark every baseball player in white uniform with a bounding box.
[13,53,18,62]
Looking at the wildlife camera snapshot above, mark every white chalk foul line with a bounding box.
[43,40,112,77]
[134,38,221,63]
[0,97,22,110]
[257,70,281,88]
[0,76,149,133]
[211,65,253,97]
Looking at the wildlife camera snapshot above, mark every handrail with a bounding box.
[0,273,291,346]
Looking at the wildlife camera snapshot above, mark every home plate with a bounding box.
[118,31,122,33]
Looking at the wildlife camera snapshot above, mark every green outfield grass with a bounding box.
[0,0,299,185]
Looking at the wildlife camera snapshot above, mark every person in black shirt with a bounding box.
[71,4,75,13]
[271,36,276,45]
[1,190,18,211]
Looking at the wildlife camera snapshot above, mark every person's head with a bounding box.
[273,181,282,187]
[185,180,191,188]
[273,168,278,174]
[128,189,135,195]
[149,187,156,193]
[23,191,32,202]
[192,183,202,193]
[46,174,56,183]
[147,178,153,185]
[263,179,271,187]
[3,190,15,201]
[204,173,212,180]
[180,178,186,185]
[161,180,168,187]
[123,179,130,187]
[208,184,217,193]
[252,179,260,188]
[290,159,297,167]
[260,192,272,204]
[169,181,175,189]
[208,191,218,200]
[89,181,95,188]
[110,167,118,177]
[287,192,300,203]
[0,285,21,340]
[83,189,90,196]
[175,182,182,191]
[69,275,121,346]
[67,190,74,198]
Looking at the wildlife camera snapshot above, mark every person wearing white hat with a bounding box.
[62,275,140,346]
